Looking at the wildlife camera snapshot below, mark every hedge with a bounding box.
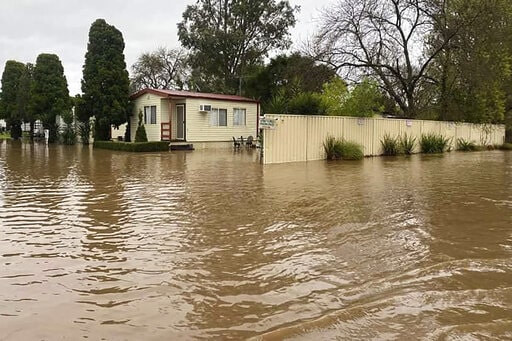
[93,141,170,152]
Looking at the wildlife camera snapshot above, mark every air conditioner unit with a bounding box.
[199,104,212,112]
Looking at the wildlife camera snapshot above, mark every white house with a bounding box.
[113,88,260,149]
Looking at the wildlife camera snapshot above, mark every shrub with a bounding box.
[93,141,169,152]
[499,143,512,150]
[456,138,479,151]
[399,133,416,154]
[61,124,77,145]
[323,136,364,160]
[134,109,148,142]
[420,133,451,153]
[381,133,400,156]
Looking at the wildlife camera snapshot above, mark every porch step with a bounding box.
[170,143,194,151]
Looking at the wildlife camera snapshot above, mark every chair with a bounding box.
[232,136,241,149]
[245,135,254,148]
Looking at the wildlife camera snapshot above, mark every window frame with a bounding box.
[210,107,228,127]
[233,108,246,126]
[144,105,157,125]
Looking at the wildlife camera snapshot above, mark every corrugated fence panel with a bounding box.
[306,116,344,161]
[343,117,375,155]
[262,115,505,164]
[455,124,472,143]
[263,115,307,164]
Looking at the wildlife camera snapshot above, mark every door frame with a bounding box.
[176,103,186,140]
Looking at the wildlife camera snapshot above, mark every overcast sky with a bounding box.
[0,0,333,95]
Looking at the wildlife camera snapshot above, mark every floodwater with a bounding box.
[1,141,511,340]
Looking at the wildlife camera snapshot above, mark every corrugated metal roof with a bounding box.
[130,88,259,103]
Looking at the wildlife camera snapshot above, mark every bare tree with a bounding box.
[131,47,189,91]
[313,0,457,118]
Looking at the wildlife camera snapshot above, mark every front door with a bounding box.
[176,104,185,140]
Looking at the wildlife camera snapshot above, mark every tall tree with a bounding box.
[0,60,25,139]
[430,0,512,125]
[82,19,131,141]
[31,53,71,143]
[131,47,189,91]
[313,0,458,119]
[178,0,298,94]
[17,63,35,140]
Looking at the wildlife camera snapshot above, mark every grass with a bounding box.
[324,136,364,160]
[0,132,11,140]
[93,140,170,152]
[420,133,451,154]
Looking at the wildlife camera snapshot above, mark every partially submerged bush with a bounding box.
[381,133,400,156]
[499,143,512,150]
[93,141,169,152]
[456,138,479,151]
[420,133,451,153]
[324,136,364,160]
[399,133,416,155]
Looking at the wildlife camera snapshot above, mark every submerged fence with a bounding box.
[262,115,506,164]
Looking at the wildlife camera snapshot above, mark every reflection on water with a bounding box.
[1,140,511,340]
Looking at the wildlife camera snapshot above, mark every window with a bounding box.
[144,106,157,124]
[233,108,246,126]
[210,108,227,126]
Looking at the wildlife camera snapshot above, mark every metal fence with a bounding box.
[262,115,506,164]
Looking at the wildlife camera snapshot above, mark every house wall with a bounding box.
[127,94,258,144]
[262,115,506,164]
[183,98,258,142]
[125,93,163,142]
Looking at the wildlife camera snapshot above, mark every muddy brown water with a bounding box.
[0,141,511,340]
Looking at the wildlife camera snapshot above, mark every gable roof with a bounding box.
[130,88,259,104]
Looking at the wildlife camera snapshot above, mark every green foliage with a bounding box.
[178,0,298,94]
[399,133,416,155]
[339,79,385,117]
[499,143,512,150]
[245,53,337,110]
[287,92,325,115]
[61,125,76,145]
[16,63,35,138]
[323,136,364,160]
[82,19,131,141]
[93,141,169,152]
[134,109,148,142]
[456,138,479,151]
[420,133,451,153]
[77,120,91,145]
[0,60,25,139]
[320,78,348,115]
[381,133,400,156]
[31,53,71,143]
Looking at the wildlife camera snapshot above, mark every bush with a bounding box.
[93,141,169,152]
[499,143,512,150]
[61,124,76,145]
[323,136,364,160]
[456,138,479,151]
[399,133,416,154]
[134,109,148,142]
[420,133,451,153]
[381,133,400,156]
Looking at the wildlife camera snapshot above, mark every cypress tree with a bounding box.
[0,60,25,139]
[81,19,131,141]
[31,53,71,143]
